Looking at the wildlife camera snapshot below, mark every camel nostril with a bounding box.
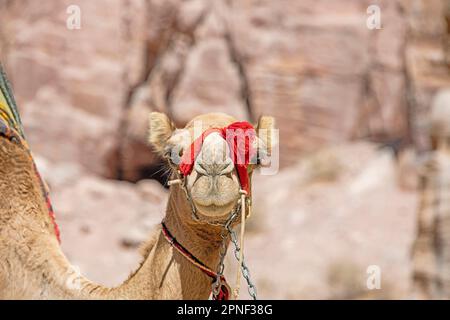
[222,161,234,174]
[194,161,234,177]
[195,162,208,176]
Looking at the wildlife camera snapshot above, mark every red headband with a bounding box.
[179,121,256,194]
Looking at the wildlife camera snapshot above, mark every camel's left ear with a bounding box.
[256,115,277,157]
[148,112,176,155]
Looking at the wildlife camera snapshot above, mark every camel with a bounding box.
[0,65,275,299]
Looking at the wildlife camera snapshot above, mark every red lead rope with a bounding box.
[179,121,256,194]
[161,222,230,300]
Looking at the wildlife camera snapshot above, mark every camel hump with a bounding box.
[0,63,25,140]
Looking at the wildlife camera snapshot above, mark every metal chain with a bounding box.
[212,210,238,298]
[226,205,258,300]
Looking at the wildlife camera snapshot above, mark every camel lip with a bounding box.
[193,201,237,219]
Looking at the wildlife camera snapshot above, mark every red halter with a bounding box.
[179,121,256,194]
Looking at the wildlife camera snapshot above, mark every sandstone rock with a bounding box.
[171,37,249,124]
[34,155,84,190]
[397,148,420,191]
[430,89,450,138]
[120,97,160,182]
[365,69,408,140]
[223,0,433,167]
[177,0,209,34]
[372,1,407,71]
[403,0,450,151]
[30,154,169,286]
[2,0,448,173]
[246,143,416,299]
[20,87,118,176]
[401,0,447,37]
[52,173,167,286]
[1,0,152,177]
[118,33,192,180]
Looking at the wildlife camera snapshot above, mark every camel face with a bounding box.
[188,131,240,219]
[149,112,276,221]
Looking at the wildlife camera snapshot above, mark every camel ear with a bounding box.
[256,115,277,157]
[148,112,176,155]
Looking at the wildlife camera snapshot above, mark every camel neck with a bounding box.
[105,187,226,299]
[0,143,228,299]
[163,187,225,271]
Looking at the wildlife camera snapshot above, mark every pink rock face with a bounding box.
[171,38,249,123]
[0,0,435,173]
[0,0,156,177]
[223,0,410,166]
[53,173,167,286]
[20,87,118,176]
[32,155,167,286]
[244,143,417,299]
[1,0,449,299]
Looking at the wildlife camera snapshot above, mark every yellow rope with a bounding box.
[0,89,20,134]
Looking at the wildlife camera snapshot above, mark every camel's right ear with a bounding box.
[256,115,277,157]
[148,112,176,155]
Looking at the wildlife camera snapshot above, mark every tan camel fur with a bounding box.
[0,112,275,299]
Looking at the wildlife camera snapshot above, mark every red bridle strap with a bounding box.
[161,222,230,300]
[179,121,256,194]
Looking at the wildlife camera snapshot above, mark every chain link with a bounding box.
[211,210,238,298]
[226,216,258,300]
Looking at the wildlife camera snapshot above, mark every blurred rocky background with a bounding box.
[0,0,449,299]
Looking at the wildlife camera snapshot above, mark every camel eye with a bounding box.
[250,151,261,166]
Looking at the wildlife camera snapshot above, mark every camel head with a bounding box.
[149,112,276,223]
